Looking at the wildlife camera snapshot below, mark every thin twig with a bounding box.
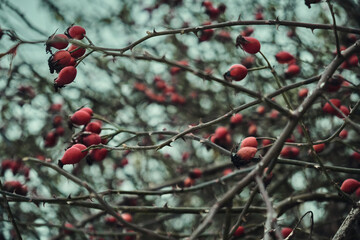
[22,157,174,240]
[326,1,342,57]
[187,39,360,240]
[255,175,283,240]
[0,180,22,240]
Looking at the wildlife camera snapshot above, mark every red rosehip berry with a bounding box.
[339,129,348,139]
[263,167,273,185]
[89,148,108,162]
[49,103,62,112]
[63,222,74,235]
[183,177,195,187]
[236,36,261,54]
[313,143,325,153]
[72,143,88,158]
[356,188,360,198]
[285,64,300,78]
[68,44,86,58]
[346,33,357,43]
[55,126,65,136]
[82,133,101,147]
[287,29,296,38]
[241,56,255,68]
[3,181,28,196]
[53,115,63,127]
[80,107,93,116]
[351,152,360,161]
[170,60,188,75]
[65,25,86,40]
[54,66,77,89]
[214,126,229,140]
[105,216,117,224]
[215,30,232,42]
[322,99,341,115]
[290,146,300,158]
[236,147,257,161]
[70,109,92,125]
[120,157,129,167]
[199,22,214,42]
[170,93,186,105]
[230,113,243,126]
[298,88,308,98]
[202,1,213,8]
[280,146,300,158]
[240,136,258,148]
[47,34,69,51]
[189,168,202,179]
[332,45,347,56]
[234,226,245,237]
[269,109,279,119]
[281,227,293,238]
[347,54,358,67]
[44,131,58,148]
[182,152,190,162]
[121,213,133,223]
[275,51,295,64]
[85,121,102,134]
[223,168,233,176]
[58,146,85,167]
[210,135,218,144]
[224,64,248,81]
[257,105,266,115]
[340,178,360,194]
[48,50,72,73]
[67,57,76,66]
[336,105,350,119]
[325,75,344,92]
[248,124,257,136]
[262,139,272,147]
[240,27,254,37]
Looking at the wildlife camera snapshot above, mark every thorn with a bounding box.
[33,201,40,208]
[237,14,241,21]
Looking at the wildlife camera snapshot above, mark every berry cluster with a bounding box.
[322,98,350,118]
[279,145,300,159]
[44,103,65,148]
[134,75,186,105]
[222,35,261,82]
[105,212,133,225]
[1,159,30,181]
[232,220,293,238]
[55,107,108,168]
[201,1,226,20]
[182,167,203,188]
[275,51,300,78]
[46,25,87,91]
[336,34,359,69]
[231,137,258,168]
[211,126,232,149]
[3,180,28,196]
